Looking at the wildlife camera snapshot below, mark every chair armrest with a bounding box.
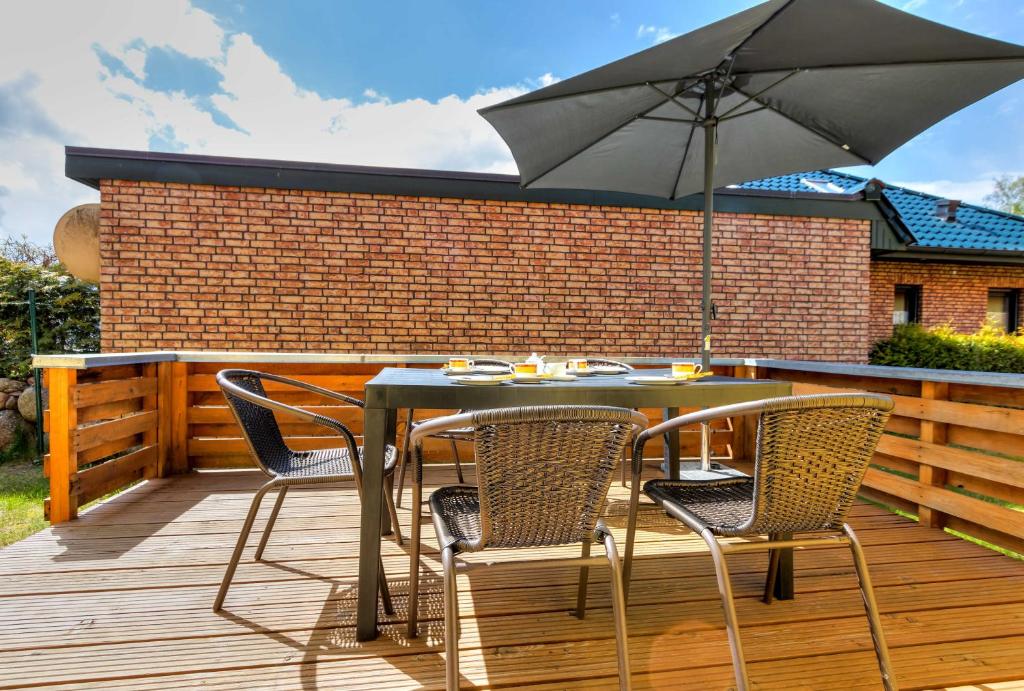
[253,371,366,408]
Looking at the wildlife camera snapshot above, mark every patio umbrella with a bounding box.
[479,0,1024,372]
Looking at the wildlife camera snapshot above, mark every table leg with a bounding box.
[380,407,397,536]
[357,406,389,641]
[663,407,680,480]
[774,534,794,601]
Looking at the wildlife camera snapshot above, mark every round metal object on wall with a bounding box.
[53,203,100,283]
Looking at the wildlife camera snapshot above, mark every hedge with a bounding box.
[869,323,1024,373]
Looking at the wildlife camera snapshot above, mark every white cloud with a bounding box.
[889,176,1013,207]
[900,0,927,11]
[636,24,679,45]
[0,1,544,244]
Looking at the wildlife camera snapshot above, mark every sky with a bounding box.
[1,0,1023,245]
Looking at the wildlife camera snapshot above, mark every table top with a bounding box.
[364,367,790,409]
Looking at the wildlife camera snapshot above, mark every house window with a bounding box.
[987,289,1020,332]
[893,285,922,326]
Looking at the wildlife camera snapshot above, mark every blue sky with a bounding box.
[1,0,1023,244]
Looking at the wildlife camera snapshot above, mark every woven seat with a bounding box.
[643,477,754,533]
[269,445,398,480]
[408,405,647,691]
[623,393,898,691]
[213,369,402,614]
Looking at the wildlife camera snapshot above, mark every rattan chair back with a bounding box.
[469,405,644,550]
[219,370,292,476]
[730,394,893,536]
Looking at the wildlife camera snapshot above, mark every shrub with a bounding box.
[0,257,100,379]
[870,323,1024,373]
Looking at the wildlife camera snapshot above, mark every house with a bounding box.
[65,147,1024,361]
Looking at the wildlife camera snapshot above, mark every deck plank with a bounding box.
[1,468,1022,690]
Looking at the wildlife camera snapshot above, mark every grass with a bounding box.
[0,458,48,547]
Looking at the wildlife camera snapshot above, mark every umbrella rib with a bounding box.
[714,0,799,74]
[717,69,800,120]
[518,90,675,188]
[669,94,705,200]
[646,81,704,118]
[718,105,768,123]
[729,84,873,165]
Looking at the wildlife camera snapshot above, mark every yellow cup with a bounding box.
[567,359,589,371]
[671,362,703,378]
[448,357,472,371]
[514,362,538,375]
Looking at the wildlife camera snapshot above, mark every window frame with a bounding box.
[893,284,922,326]
[987,288,1020,333]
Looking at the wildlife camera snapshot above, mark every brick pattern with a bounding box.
[99,179,871,360]
[870,260,1024,342]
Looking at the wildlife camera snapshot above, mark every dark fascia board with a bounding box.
[65,146,884,221]
[873,247,1024,266]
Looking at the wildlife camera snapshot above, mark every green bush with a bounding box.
[0,257,100,379]
[870,323,1024,373]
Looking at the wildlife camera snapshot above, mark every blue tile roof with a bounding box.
[737,171,1024,253]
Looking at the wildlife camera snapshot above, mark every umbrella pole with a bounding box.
[699,111,716,472]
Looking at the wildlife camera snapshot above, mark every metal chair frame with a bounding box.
[214,369,402,613]
[407,405,647,691]
[395,359,514,507]
[623,393,898,691]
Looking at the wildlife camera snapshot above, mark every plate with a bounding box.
[451,375,510,386]
[442,367,474,376]
[548,374,578,382]
[568,369,594,376]
[625,375,684,386]
[512,375,548,384]
[592,366,627,375]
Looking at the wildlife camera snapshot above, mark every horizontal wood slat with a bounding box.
[876,435,1024,491]
[74,377,157,408]
[76,446,157,506]
[74,411,158,453]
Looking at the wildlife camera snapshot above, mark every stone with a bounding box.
[0,393,7,409]
[4,396,17,410]
[18,387,46,422]
[0,378,26,394]
[0,410,31,450]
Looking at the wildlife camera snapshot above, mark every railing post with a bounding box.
[170,362,189,474]
[918,380,950,529]
[47,368,78,523]
[155,362,172,477]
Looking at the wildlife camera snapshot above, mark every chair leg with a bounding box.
[603,531,633,691]
[384,478,403,546]
[762,534,782,605]
[449,438,465,484]
[702,529,750,691]
[379,554,395,616]
[214,481,275,611]
[407,471,424,638]
[254,486,288,561]
[844,524,898,691]
[442,547,460,691]
[622,465,643,603]
[396,409,414,508]
[575,537,592,619]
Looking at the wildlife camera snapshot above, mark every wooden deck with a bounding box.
[3,466,1024,690]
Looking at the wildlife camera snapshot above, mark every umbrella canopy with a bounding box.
[480,0,1024,369]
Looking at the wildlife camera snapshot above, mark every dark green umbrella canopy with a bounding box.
[479,0,1024,375]
[480,0,1024,199]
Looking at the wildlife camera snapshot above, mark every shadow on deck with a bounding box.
[1,467,1023,690]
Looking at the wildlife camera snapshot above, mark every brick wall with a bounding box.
[870,260,1024,342]
[98,179,871,360]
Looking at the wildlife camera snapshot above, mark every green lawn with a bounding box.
[0,459,48,547]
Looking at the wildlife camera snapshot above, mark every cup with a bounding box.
[514,362,538,375]
[567,358,589,371]
[547,361,567,377]
[671,362,703,378]
[448,357,473,372]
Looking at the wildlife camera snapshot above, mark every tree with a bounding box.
[985,175,1024,216]
[0,254,100,379]
[0,234,58,267]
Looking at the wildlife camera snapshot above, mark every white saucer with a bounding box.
[625,375,684,386]
[592,366,628,375]
[452,375,509,386]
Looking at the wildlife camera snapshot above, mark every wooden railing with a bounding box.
[39,353,1024,558]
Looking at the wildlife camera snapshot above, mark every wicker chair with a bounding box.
[214,369,402,613]
[394,358,514,507]
[623,393,897,691]
[408,405,647,691]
